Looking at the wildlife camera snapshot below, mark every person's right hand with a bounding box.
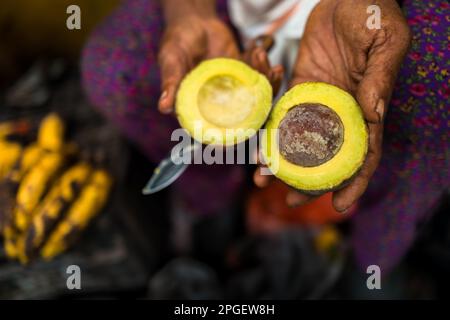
[158,15,283,114]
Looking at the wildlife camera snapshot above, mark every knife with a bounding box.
[142,143,201,195]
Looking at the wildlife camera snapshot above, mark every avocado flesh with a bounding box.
[197,75,255,128]
[176,58,272,146]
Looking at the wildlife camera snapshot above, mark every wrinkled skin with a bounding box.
[253,0,411,212]
[158,0,411,213]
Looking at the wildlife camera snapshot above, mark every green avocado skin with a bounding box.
[294,168,361,196]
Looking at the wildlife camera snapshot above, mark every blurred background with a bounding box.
[0,0,449,299]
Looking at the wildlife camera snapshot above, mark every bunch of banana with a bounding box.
[0,113,113,264]
[41,169,112,260]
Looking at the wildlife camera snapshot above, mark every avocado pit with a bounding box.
[278,103,344,167]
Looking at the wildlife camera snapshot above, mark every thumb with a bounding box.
[158,43,189,114]
[356,25,411,124]
[356,54,394,124]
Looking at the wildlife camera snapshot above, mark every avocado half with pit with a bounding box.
[176,58,272,146]
[261,82,368,195]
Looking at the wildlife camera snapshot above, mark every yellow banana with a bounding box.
[1,144,42,247]
[3,226,19,259]
[38,113,65,152]
[6,143,43,184]
[24,162,92,256]
[14,152,64,231]
[41,169,112,260]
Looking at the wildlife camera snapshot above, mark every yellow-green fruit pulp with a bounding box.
[262,82,368,194]
[176,58,272,146]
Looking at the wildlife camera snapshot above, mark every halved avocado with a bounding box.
[261,82,368,194]
[176,58,272,146]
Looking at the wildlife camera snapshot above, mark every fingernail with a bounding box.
[337,206,350,214]
[258,51,266,62]
[375,99,385,123]
[255,35,274,51]
[160,106,172,114]
[159,90,168,101]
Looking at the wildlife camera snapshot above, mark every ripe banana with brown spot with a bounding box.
[38,113,65,152]
[2,114,113,263]
[24,162,92,257]
[6,143,43,184]
[14,152,65,231]
[1,143,44,239]
[41,169,113,260]
[1,113,64,183]
[3,225,19,259]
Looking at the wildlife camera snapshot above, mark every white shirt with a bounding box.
[228,0,321,77]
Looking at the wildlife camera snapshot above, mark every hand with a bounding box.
[254,0,411,212]
[158,0,284,114]
[243,35,284,97]
[158,14,240,114]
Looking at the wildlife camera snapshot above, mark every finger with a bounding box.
[255,34,274,52]
[286,191,315,207]
[250,47,271,77]
[158,44,189,114]
[253,166,272,188]
[356,21,411,123]
[242,36,282,95]
[269,64,284,96]
[332,122,383,212]
[252,48,284,96]
[244,35,275,59]
[223,43,241,60]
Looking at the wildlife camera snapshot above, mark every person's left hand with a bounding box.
[254,0,411,212]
